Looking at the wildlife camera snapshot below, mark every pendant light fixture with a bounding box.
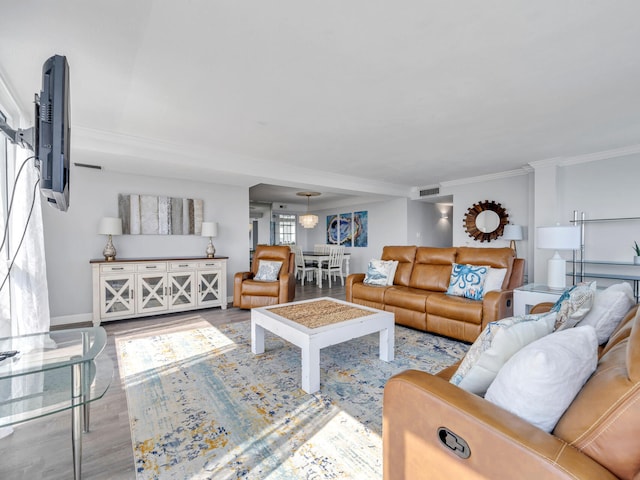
[297,191,321,229]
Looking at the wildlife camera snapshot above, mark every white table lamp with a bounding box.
[536,225,581,290]
[201,222,218,258]
[98,217,123,261]
[502,224,524,256]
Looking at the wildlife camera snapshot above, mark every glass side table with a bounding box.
[513,283,564,316]
[0,327,113,480]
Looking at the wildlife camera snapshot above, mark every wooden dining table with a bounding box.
[302,252,351,287]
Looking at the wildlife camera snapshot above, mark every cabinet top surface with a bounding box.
[90,256,229,264]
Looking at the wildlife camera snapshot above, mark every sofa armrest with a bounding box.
[278,272,295,303]
[530,302,555,314]
[383,370,617,480]
[481,290,514,325]
[345,273,366,302]
[233,271,252,306]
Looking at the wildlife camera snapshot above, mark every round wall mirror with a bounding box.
[464,200,508,242]
[476,210,500,233]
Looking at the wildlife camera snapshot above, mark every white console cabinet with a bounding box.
[91,257,228,326]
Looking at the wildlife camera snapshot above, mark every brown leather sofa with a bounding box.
[346,246,525,343]
[383,303,640,480]
[233,245,296,309]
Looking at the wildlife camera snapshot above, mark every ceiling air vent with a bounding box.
[420,187,440,197]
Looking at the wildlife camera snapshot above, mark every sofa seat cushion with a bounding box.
[351,281,389,304]
[427,293,484,325]
[239,279,280,297]
[384,286,430,312]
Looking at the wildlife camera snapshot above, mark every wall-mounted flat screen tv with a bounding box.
[37,54,70,211]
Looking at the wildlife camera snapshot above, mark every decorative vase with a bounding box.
[634,256,640,265]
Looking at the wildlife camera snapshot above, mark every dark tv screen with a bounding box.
[38,54,70,211]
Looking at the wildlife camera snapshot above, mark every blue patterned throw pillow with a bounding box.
[446,263,490,300]
[254,260,283,282]
[363,259,390,286]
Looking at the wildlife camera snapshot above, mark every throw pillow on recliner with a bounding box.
[484,325,598,432]
[254,260,283,282]
[576,282,635,344]
[551,281,596,331]
[450,312,557,396]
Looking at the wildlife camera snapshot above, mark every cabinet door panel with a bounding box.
[169,272,196,308]
[100,275,135,318]
[198,270,221,306]
[137,274,168,313]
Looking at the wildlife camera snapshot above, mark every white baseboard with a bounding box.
[51,312,93,327]
[51,297,234,328]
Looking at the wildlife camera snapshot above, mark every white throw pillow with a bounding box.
[254,260,283,282]
[485,325,598,432]
[483,268,507,292]
[386,260,399,286]
[577,282,635,344]
[450,312,556,396]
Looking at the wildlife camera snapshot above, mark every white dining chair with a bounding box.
[320,245,345,287]
[291,245,315,285]
[314,244,331,254]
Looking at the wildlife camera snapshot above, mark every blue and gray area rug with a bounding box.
[116,318,467,479]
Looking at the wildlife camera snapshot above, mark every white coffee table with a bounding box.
[251,297,395,394]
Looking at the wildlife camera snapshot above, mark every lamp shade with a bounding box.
[502,224,523,241]
[536,225,580,250]
[201,221,218,237]
[98,217,122,236]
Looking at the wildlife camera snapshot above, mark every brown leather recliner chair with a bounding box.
[233,245,296,309]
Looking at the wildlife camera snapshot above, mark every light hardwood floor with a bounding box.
[0,282,346,479]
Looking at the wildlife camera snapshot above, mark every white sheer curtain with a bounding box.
[7,147,50,336]
[0,146,51,440]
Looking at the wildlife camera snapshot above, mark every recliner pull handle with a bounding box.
[438,427,471,459]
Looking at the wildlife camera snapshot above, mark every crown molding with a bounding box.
[529,143,640,169]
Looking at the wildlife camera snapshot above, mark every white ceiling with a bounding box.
[2,1,639,207]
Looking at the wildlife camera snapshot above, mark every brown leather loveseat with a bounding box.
[346,246,525,343]
[383,303,640,479]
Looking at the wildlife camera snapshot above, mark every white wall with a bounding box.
[438,156,640,286]
[442,171,531,279]
[302,197,409,274]
[554,155,640,287]
[42,166,248,325]
[407,200,452,247]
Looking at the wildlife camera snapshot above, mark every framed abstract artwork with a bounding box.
[326,214,338,244]
[325,210,368,247]
[354,211,368,247]
[118,194,203,235]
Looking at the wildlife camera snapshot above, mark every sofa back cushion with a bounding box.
[409,247,457,291]
[456,247,515,289]
[553,305,640,480]
[381,246,417,287]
